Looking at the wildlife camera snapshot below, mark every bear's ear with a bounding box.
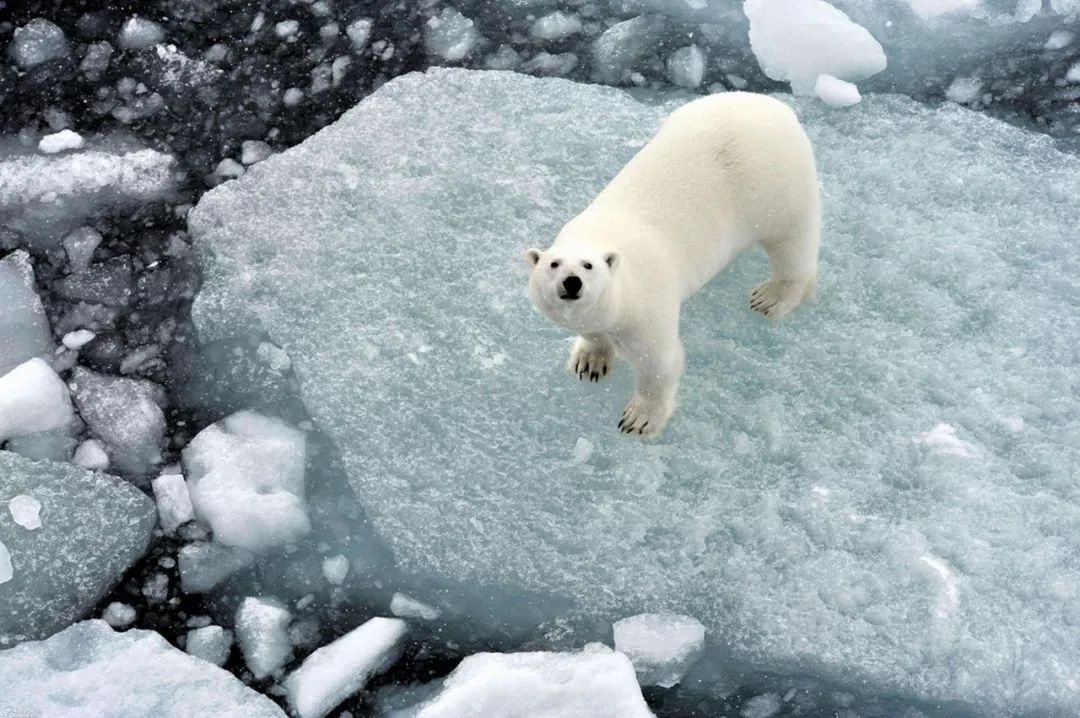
[604,251,619,272]
[525,248,542,266]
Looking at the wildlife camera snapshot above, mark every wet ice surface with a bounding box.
[191,68,1080,715]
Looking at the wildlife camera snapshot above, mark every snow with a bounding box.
[814,73,862,107]
[591,15,668,85]
[0,452,154,643]
[322,554,349,585]
[424,8,480,62]
[0,143,176,247]
[531,12,583,41]
[73,439,110,470]
[8,19,69,69]
[283,617,408,718]
[8,495,43,530]
[0,359,75,444]
[62,329,96,349]
[102,602,137,628]
[0,621,286,717]
[613,613,706,687]
[945,76,983,103]
[385,643,652,717]
[236,596,294,679]
[744,0,886,94]
[71,368,166,476]
[186,625,233,667]
[183,411,310,553]
[178,542,255,593]
[0,250,53,376]
[667,44,706,89]
[118,16,166,51]
[152,471,195,534]
[188,68,1080,716]
[390,592,442,621]
[38,129,85,154]
[346,18,374,52]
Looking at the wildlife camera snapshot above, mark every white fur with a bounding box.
[527,92,821,437]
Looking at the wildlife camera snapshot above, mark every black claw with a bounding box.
[602,366,608,376]
[617,418,625,430]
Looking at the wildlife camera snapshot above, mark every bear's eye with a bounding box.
[550,261,559,269]
[583,262,593,270]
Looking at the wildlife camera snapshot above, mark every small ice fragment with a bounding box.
[0,540,11,585]
[284,88,305,106]
[667,45,706,89]
[572,437,593,464]
[214,158,245,178]
[1045,30,1074,49]
[613,613,706,687]
[741,692,782,718]
[186,625,233,666]
[38,130,84,154]
[62,330,96,349]
[390,592,442,621]
[8,495,43,530]
[346,18,373,52]
[276,20,300,38]
[236,596,294,679]
[118,16,165,50]
[102,602,136,628]
[73,439,110,470]
[814,73,862,107]
[914,423,976,459]
[151,471,195,534]
[530,12,582,42]
[322,555,349,585]
[424,8,479,63]
[945,76,983,103]
[241,141,273,166]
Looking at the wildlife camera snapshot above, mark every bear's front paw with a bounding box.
[750,276,813,319]
[618,394,674,438]
[567,338,615,383]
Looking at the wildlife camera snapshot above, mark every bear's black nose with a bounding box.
[562,275,582,296]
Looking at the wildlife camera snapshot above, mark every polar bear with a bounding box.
[526,92,820,438]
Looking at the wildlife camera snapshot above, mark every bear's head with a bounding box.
[525,246,619,331]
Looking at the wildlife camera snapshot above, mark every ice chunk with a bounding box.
[54,256,136,306]
[183,411,310,553]
[283,617,407,718]
[322,554,349,585]
[814,73,861,107]
[914,423,977,459]
[102,601,136,628]
[62,226,103,272]
[0,358,75,443]
[613,613,706,688]
[667,44,706,89]
[63,329,96,349]
[0,452,154,643]
[945,76,983,104]
[904,0,978,19]
[188,69,1080,716]
[0,141,176,247]
[390,592,442,621]
[386,643,652,717]
[80,41,113,80]
[0,621,286,717]
[0,250,53,375]
[214,158,245,179]
[424,8,480,62]
[592,15,668,84]
[71,367,166,475]
[571,437,593,464]
[186,625,233,667]
[521,51,578,77]
[275,20,300,39]
[8,19,69,69]
[38,129,84,154]
[1066,62,1080,83]
[485,45,522,71]
[1045,30,1075,49]
[531,12,582,41]
[118,16,165,50]
[346,18,374,52]
[7,494,42,530]
[178,541,255,593]
[152,471,195,534]
[0,541,11,585]
[740,693,781,718]
[242,141,274,165]
[73,438,110,470]
[745,0,886,94]
[236,596,294,679]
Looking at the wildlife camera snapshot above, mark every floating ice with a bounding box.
[531,12,583,41]
[102,602,136,628]
[945,76,983,104]
[424,8,480,62]
[521,51,579,77]
[178,542,255,593]
[7,494,42,530]
[62,226,103,271]
[740,693,782,718]
[8,19,69,69]
[38,129,84,154]
[0,452,154,643]
[613,613,706,688]
[914,423,977,459]
[346,18,374,52]
[186,625,233,667]
[71,368,166,475]
[189,69,1080,715]
[0,250,52,375]
[236,596,294,679]
[73,439,110,470]
[276,20,300,39]
[904,0,979,19]
[1066,62,1080,83]
[386,643,652,717]
[814,73,861,107]
[183,411,308,553]
[55,256,136,307]
[118,16,165,50]
[666,44,706,89]
[80,41,113,80]
[390,592,442,621]
[152,471,195,534]
[62,329,96,349]
[322,555,349,585]
[591,15,668,85]
[284,617,408,718]
[0,541,11,585]
[0,621,286,717]
[242,141,274,165]
[745,0,886,94]
[0,359,75,444]
[571,437,593,464]
[1045,29,1075,49]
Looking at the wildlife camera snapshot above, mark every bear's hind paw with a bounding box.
[618,394,673,438]
[750,276,813,319]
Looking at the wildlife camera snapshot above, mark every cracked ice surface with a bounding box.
[190,68,1080,714]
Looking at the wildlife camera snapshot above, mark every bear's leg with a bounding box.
[567,334,616,382]
[619,338,684,438]
[751,223,819,319]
